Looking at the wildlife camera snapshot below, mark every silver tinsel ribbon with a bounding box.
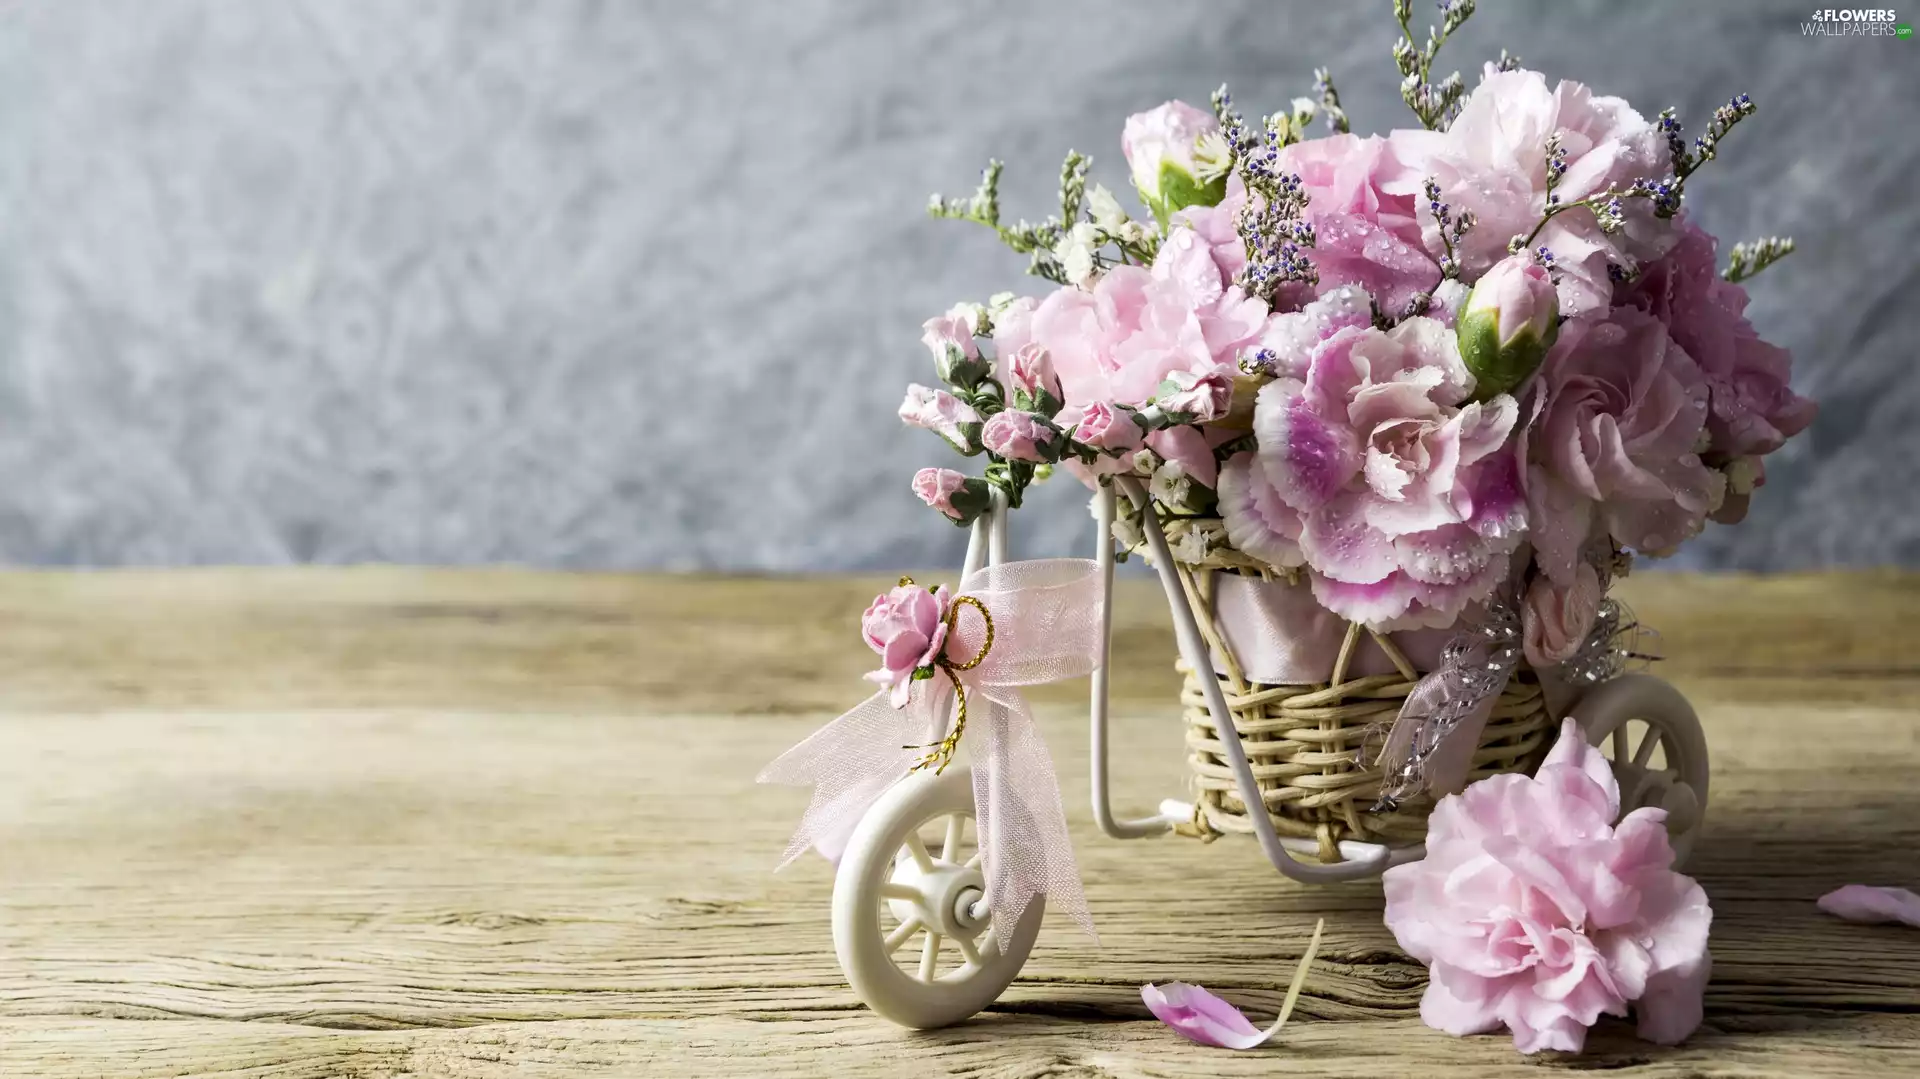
[1367,592,1523,812]
[1365,568,1660,811]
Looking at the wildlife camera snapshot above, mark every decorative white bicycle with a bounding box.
[808,479,1707,1029]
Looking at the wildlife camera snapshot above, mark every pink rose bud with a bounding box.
[1521,561,1604,668]
[898,383,983,453]
[911,467,991,526]
[1122,100,1229,227]
[1059,400,1143,453]
[1458,254,1559,400]
[1156,367,1233,422]
[1008,344,1062,410]
[980,409,1060,463]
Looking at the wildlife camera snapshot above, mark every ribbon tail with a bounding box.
[1420,681,1504,796]
[1376,661,1512,801]
[756,690,933,867]
[973,685,1094,947]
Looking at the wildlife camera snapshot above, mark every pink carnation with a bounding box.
[912,467,968,521]
[1057,399,1142,454]
[1008,343,1062,404]
[1393,67,1674,316]
[1383,719,1713,1055]
[1220,316,1526,629]
[980,409,1056,463]
[1521,308,1721,585]
[1026,223,1266,413]
[1617,219,1816,460]
[859,582,953,708]
[1176,134,1438,316]
[1251,285,1376,378]
[921,309,979,362]
[1158,366,1234,421]
[898,383,980,449]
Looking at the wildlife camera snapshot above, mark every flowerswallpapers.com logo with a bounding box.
[1802,8,1913,35]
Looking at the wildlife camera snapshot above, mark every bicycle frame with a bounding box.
[957,482,1415,883]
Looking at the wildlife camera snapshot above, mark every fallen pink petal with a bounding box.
[1142,919,1324,1049]
[1818,885,1920,927]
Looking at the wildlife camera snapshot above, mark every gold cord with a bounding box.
[904,590,995,774]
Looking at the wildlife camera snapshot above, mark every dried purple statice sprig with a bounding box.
[1723,235,1795,283]
[1212,85,1320,304]
[1531,243,1562,286]
[1514,94,1759,258]
[1423,176,1476,280]
[1393,0,1476,131]
[1313,67,1351,135]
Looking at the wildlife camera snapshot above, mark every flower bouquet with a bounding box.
[900,0,1814,854]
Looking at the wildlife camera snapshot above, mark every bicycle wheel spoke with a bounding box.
[1632,727,1660,768]
[942,814,965,861]
[964,850,983,870]
[884,917,923,955]
[953,932,982,966]
[919,933,943,980]
[1611,725,1629,760]
[880,880,918,902]
[903,833,935,872]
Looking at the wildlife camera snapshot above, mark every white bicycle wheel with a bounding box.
[1566,673,1710,865]
[831,765,1044,1028]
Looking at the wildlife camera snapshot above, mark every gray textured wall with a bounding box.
[0,1,1910,570]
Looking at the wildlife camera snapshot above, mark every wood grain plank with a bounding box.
[0,569,1918,1076]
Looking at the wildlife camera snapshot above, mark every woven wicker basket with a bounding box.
[1160,528,1555,864]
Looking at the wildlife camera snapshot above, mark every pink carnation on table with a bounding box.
[859,581,954,708]
[1383,718,1713,1055]
[1219,316,1527,629]
[1817,885,1920,928]
[1176,133,1439,317]
[1521,308,1722,586]
[1392,67,1675,317]
[1617,219,1817,460]
[1026,223,1266,413]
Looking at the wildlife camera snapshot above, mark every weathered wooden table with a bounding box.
[1,568,1917,1077]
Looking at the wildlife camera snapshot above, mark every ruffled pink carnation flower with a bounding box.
[1176,134,1438,317]
[1394,67,1675,317]
[1000,223,1266,488]
[912,467,969,522]
[1219,315,1526,629]
[1383,719,1713,1055]
[1521,308,1721,585]
[1617,219,1816,461]
[860,582,953,708]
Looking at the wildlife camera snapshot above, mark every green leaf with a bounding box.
[1146,161,1227,229]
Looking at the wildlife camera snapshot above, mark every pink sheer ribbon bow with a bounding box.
[757,557,1105,944]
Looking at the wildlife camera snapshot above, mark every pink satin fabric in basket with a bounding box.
[1208,572,1449,685]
